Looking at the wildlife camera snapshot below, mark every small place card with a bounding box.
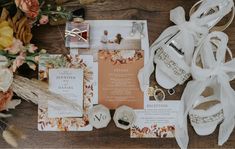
[48,68,84,118]
[131,101,180,138]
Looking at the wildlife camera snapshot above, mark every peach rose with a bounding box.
[15,0,39,18]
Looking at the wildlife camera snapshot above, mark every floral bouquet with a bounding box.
[0,0,96,147]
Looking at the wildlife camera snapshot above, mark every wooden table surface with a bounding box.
[1,0,235,148]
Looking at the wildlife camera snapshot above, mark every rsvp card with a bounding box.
[131,101,180,138]
[48,68,84,118]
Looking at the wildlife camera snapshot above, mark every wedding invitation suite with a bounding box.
[48,68,83,118]
[76,20,149,109]
[130,101,180,138]
[38,54,95,131]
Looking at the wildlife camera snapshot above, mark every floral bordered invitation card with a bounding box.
[38,54,95,131]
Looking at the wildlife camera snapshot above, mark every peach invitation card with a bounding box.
[98,50,144,109]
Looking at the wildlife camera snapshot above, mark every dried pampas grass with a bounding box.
[2,130,18,147]
[12,75,82,113]
[0,113,12,118]
[2,125,26,148]
[8,125,26,140]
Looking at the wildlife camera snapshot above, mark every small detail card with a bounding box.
[48,68,83,118]
[130,101,180,138]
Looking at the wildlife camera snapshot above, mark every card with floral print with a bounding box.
[48,68,84,118]
[38,54,95,131]
[130,101,180,138]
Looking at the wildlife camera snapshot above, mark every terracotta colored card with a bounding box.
[98,50,144,109]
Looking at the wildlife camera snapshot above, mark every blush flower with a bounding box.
[12,52,26,72]
[0,69,13,93]
[15,0,40,19]
[27,44,38,53]
[39,15,49,25]
[5,38,24,55]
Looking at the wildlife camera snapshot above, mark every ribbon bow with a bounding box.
[175,32,235,148]
[170,7,209,65]
[138,6,209,92]
[65,28,88,42]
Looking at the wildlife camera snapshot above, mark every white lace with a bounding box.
[138,0,234,92]
[175,32,235,148]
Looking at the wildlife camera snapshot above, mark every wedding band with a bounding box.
[153,88,165,101]
[113,105,136,130]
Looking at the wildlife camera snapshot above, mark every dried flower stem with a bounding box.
[12,75,83,113]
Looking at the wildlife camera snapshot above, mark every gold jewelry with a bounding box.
[147,86,165,101]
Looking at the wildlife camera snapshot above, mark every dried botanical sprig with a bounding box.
[1,124,26,148]
[8,125,26,140]
[0,113,11,118]
[12,75,83,113]
[2,130,18,147]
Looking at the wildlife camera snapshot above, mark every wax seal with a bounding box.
[88,104,111,129]
[113,105,136,130]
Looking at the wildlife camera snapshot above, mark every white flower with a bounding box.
[120,50,135,59]
[0,55,8,68]
[0,69,13,92]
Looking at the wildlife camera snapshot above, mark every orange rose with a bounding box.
[15,0,39,18]
[0,89,13,111]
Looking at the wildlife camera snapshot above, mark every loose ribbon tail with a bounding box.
[180,30,195,65]
[137,56,155,92]
[175,80,209,149]
[218,78,235,145]
[175,99,189,149]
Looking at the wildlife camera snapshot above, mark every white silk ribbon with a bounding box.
[138,0,234,92]
[138,6,207,92]
[175,32,235,148]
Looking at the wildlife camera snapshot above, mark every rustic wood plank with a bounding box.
[1,0,235,148]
